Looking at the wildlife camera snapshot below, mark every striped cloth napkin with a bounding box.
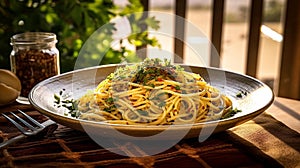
[230,112,300,168]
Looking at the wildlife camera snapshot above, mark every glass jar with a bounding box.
[10,32,60,103]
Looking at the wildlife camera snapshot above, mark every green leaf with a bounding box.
[70,5,83,26]
[144,16,160,30]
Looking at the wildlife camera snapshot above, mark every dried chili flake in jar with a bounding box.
[10,32,60,98]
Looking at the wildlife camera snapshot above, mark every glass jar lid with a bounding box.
[10,32,57,46]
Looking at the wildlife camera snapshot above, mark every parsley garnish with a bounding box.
[175,85,180,90]
[222,108,242,119]
[54,89,80,118]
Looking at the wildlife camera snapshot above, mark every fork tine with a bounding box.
[10,112,37,131]
[2,113,28,133]
[18,110,45,129]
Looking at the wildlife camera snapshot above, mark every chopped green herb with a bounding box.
[54,94,60,104]
[62,100,74,104]
[236,92,242,98]
[70,110,80,118]
[236,90,247,98]
[149,83,155,88]
[104,105,116,112]
[175,85,180,90]
[107,97,114,103]
[222,108,242,119]
[54,90,79,118]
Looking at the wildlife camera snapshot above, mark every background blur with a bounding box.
[0,0,285,90]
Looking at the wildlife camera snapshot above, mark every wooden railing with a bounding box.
[278,0,300,100]
[140,0,300,100]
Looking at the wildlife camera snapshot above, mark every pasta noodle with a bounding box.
[77,58,233,125]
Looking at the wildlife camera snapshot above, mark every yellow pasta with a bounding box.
[77,58,233,125]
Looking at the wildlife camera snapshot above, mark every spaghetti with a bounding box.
[77,58,233,125]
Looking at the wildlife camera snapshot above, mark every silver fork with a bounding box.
[0,110,58,149]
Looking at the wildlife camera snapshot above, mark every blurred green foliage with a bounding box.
[0,0,160,72]
[263,0,283,22]
[227,0,283,23]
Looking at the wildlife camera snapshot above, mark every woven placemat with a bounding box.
[0,104,283,168]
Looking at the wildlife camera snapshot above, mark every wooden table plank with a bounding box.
[266,97,300,133]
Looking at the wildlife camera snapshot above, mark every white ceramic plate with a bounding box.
[29,64,274,139]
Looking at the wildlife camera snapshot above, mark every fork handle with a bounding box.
[0,133,26,149]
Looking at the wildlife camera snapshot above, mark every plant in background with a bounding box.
[263,0,283,22]
[0,0,160,72]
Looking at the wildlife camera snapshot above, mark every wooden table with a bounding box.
[0,97,299,168]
